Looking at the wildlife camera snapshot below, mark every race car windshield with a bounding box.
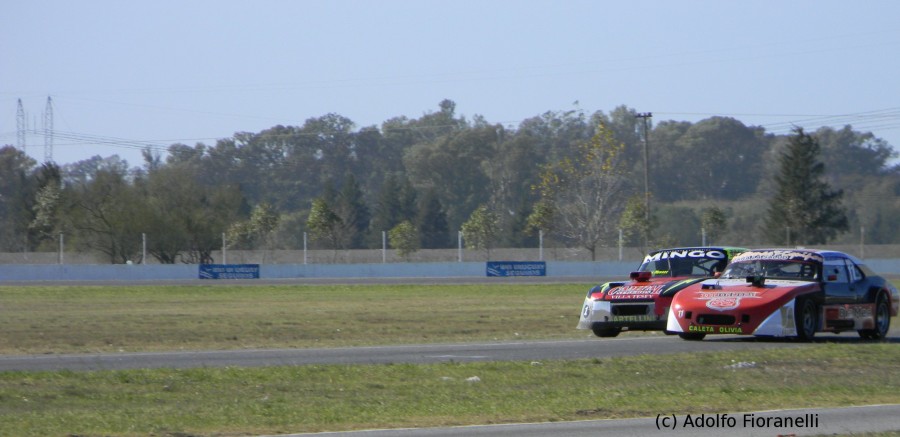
[639,255,727,277]
[722,260,818,281]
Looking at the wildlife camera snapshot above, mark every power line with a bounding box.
[7,98,900,164]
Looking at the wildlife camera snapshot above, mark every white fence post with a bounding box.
[539,229,544,261]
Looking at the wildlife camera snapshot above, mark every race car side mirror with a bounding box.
[630,271,652,282]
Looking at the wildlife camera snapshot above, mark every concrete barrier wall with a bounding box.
[0,261,637,282]
[0,259,896,282]
[0,264,198,281]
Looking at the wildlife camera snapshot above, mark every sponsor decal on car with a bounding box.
[688,325,745,334]
[827,304,874,320]
[608,284,666,297]
[643,249,726,263]
[693,291,761,311]
[611,314,657,322]
[731,250,824,264]
[706,297,741,311]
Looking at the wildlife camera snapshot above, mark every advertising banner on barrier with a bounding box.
[486,261,546,277]
[199,264,260,279]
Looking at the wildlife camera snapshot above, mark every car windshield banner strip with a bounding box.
[486,261,547,277]
[731,250,824,264]
[199,264,261,279]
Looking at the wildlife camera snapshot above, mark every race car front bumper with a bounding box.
[577,298,667,331]
[665,298,799,337]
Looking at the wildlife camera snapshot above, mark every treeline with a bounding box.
[0,100,898,263]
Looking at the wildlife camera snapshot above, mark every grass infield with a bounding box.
[0,283,588,354]
[1,283,898,436]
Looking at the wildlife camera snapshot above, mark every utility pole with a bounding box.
[635,112,652,246]
[16,99,26,154]
[44,96,54,163]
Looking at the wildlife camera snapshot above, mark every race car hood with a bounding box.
[672,278,819,313]
[598,277,707,301]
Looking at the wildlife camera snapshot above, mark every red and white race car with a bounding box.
[667,249,899,341]
[577,247,748,337]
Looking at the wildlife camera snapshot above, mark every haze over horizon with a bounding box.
[4,0,900,166]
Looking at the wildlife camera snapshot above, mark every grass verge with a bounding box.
[2,283,899,436]
[1,344,899,436]
[0,283,590,354]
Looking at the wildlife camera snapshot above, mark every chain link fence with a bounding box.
[2,244,898,265]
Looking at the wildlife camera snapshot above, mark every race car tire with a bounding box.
[858,293,890,340]
[795,298,817,342]
[677,332,705,341]
[592,326,621,338]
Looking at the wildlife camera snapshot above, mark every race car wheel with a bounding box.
[677,332,705,341]
[858,294,890,340]
[795,298,817,342]
[592,326,622,338]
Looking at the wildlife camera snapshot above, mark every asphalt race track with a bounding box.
[5,330,898,372]
[269,404,900,437]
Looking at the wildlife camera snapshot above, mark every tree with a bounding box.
[30,181,61,245]
[644,120,692,202]
[66,167,147,263]
[529,122,630,260]
[619,195,656,252]
[388,220,419,260]
[182,184,244,265]
[307,198,343,256]
[334,174,370,249]
[139,163,244,264]
[525,198,555,238]
[652,117,768,201]
[417,188,450,249]
[0,146,38,251]
[516,106,592,162]
[404,125,497,231]
[461,204,501,260]
[700,206,727,244]
[485,133,542,247]
[815,126,896,181]
[29,163,63,249]
[227,202,280,250]
[763,127,848,245]
[368,173,417,247]
[140,166,193,264]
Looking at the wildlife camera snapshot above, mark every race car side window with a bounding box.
[824,260,849,283]
[845,259,864,282]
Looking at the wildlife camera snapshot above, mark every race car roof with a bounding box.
[647,246,748,254]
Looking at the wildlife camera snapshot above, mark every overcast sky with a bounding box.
[3,0,900,166]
